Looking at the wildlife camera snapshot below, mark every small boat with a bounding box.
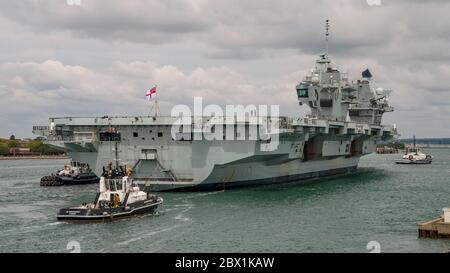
[395,136,432,164]
[395,152,432,164]
[57,166,163,222]
[40,161,99,186]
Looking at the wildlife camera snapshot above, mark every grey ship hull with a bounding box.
[145,159,359,192]
[67,152,359,192]
[61,135,364,192]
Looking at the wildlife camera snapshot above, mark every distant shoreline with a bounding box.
[0,155,70,160]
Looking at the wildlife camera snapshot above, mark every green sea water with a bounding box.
[0,149,449,253]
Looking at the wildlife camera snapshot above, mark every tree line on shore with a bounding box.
[376,142,405,150]
[0,135,65,156]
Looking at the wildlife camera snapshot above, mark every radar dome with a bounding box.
[376,87,384,95]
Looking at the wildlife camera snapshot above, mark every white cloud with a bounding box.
[0,1,450,138]
[0,60,306,137]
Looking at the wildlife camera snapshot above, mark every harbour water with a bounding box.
[0,150,449,253]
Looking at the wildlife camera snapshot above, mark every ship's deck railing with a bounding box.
[32,125,50,136]
[44,115,390,129]
[45,135,75,142]
[33,125,49,131]
[133,178,194,182]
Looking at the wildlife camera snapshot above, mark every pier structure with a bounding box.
[418,208,450,238]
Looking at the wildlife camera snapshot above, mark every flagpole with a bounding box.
[154,84,159,117]
[155,96,158,117]
[146,85,159,117]
[148,92,154,117]
[148,100,158,117]
[148,102,153,117]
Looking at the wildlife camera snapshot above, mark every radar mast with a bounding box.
[325,19,330,56]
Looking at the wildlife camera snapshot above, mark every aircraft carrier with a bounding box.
[33,35,396,191]
[32,53,396,191]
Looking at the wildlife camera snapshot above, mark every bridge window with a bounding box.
[158,132,163,137]
[297,88,309,98]
[133,132,138,137]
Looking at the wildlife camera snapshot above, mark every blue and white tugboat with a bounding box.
[57,164,163,222]
[40,161,99,186]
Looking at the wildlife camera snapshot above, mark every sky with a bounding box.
[0,0,449,139]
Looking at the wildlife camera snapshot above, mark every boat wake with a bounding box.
[47,222,63,226]
[117,225,182,246]
[174,212,191,222]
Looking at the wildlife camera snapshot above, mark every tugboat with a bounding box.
[395,136,433,164]
[40,161,99,186]
[57,164,163,222]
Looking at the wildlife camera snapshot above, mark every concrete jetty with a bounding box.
[419,208,450,238]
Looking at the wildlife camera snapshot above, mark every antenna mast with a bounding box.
[149,96,160,117]
[325,19,330,56]
[147,85,160,117]
[114,137,119,169]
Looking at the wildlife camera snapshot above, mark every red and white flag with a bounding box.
[146,86,157,100]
